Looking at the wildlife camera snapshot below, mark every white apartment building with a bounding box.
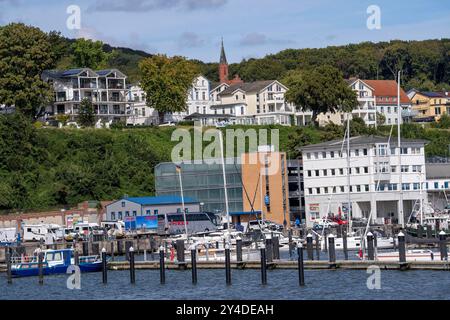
[42,68,130,126]
[126,85,158,126]
[294,79,412,127]
[301,136,428,227]
[212,80,294,125]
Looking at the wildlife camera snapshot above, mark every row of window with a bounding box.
[306,165,423,178]
[306,182,428,195]
[305,146,422,160]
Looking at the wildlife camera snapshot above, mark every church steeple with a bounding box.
[219,37,229,84]
[220,37,228,64]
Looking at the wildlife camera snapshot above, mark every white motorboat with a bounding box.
[366,249,442,262]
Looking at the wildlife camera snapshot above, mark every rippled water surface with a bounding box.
[2,268,450,300]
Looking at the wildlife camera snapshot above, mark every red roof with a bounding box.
[362,80,411,104]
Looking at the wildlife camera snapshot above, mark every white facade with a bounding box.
[126,85,158,126]
[42,68,130,126]
[301,136,428,227]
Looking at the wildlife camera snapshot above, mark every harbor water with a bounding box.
[2,268,450,300]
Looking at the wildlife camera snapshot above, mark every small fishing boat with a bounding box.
[11,249,103,277]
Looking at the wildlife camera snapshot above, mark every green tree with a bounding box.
[283,65,358,126]
[78,98,96,127]
[376,112,386,127]
[139,55,199,124]
[0,23,54,119]
[72,38,110,69]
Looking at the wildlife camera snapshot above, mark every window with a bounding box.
[355,149,360,156]
[412,165,422,173]
[391,166,397,173]
[339,168,344,175]
[111,212,116,220]
[324,187,329,194]
[401,148,408,155]
[435,182,439,189]
[154,210,159,215]
[356,185,361,192]
[365,185,370,192]
[121,202,126,208]
[363,149,368,156]
[331,169,336,175]
[322,152,327,159]
[307,170,312,177]
[402,183,411,191]
[364,167,369,174]
[401,165,409,173]
[330,151,335,158]
[306,153,311,160]
[316,188,321,194]
[133,211,137,216]
[146,210,151,215]
[323,170,328,176]
[125,211,130,217]
[413,183,420,190]
[340,186,345,193]
[308,188,313,195]
[118,212,123,220]
[356,167,361,174]
[315,170,320,177]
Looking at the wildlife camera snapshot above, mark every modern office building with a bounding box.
[155,151,291,227]
[105,196,200,221]
[42,68,130,126]
[301,136,428,227]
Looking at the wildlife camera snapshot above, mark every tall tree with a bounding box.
[139,54,199,124]
[0,23,54,119]
[72,38,110,69]
[78,98,96,127]
[283,65,358,126]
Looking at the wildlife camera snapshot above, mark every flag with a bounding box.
[175,165,181,173]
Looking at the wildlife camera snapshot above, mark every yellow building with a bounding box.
[409,91,450,122]
[240,151,290,227]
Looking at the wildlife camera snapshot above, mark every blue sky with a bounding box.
[1,0,449,63]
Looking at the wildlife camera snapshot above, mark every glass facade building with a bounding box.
[155,159,244,214]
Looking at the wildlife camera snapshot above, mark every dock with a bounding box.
[106,260,450,271]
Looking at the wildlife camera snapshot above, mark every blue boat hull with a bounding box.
[11,263,103,277]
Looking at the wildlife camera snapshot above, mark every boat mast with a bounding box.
[347,113,352,233]
[397,71,405,228]
[177,166,189,237]
[419,171,424,225]
[219,130,231,234]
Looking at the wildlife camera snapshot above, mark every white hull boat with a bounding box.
[368,249,443,262]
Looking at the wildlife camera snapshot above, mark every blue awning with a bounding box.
[229,211,262,216]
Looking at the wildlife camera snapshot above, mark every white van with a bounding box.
[73,222,103,238]
[101,221,125,238]
[23,224,61,242]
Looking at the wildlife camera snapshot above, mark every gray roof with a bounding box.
[300,135,428,151]
[218,80,275,96]
[426,163,450,179]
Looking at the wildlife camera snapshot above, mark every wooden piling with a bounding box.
[260,245,267,285]
[6,247,12,284]
[343,230,348,260]
[398,232,406,264]
[439,231,448,261]
[102,248,107,284]
[225,243,231,285]
[367,232,375,261]
[159,246,165,284]
[306,234,313,261]
[272,236,280,260]
[297,243,305,286]
[129,247,135,284]
[38,251,44,285]
[328,234,336,266]
[191,249,197,284]
[265,237,273,263]
[236,237,243,263]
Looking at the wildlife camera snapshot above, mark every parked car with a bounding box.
[247,220,283,232]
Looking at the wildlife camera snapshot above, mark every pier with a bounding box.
[105,260,450,271]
